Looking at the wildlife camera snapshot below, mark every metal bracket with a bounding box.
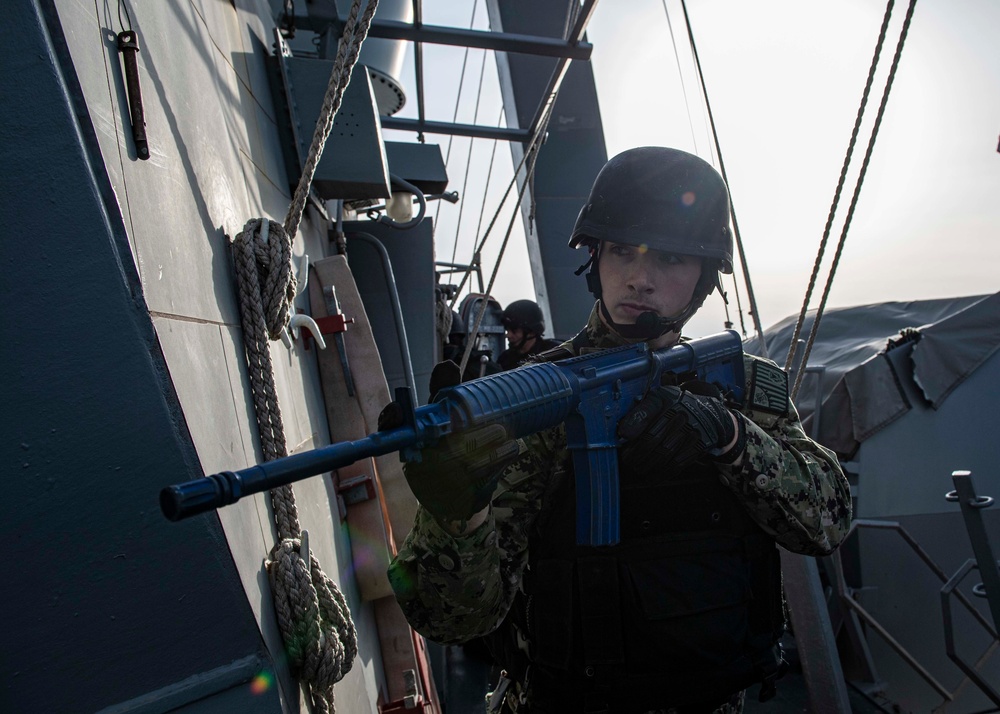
[335,471,376,506]
[947,470,1000,629]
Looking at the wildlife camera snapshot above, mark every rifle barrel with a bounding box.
[160,427,421,521]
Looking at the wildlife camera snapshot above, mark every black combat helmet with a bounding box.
[501,299,545,336]
[448,309,467,342]
[569,147,733,337]
[569,146,733,270]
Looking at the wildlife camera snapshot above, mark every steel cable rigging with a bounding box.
[457,99,558,376]
[679,0,768,356]
[432,0,480,240]
[662,0,746,337]
[449,42,492,266]
[785,0,919,400]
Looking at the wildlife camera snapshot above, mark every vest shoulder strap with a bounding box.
[529,327,590,363]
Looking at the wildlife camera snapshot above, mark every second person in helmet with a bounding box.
[387,147,851,713]
[497,299,561,370]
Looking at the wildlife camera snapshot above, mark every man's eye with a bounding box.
[659,253,683,265]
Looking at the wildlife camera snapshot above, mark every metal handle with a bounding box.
[117,31,149,160]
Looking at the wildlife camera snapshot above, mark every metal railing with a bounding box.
[826,471,999,708]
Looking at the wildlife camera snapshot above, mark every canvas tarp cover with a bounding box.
[744,292,1000,457]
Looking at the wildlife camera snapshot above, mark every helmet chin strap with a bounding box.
[598,299,690,340]
[509,333,530,353]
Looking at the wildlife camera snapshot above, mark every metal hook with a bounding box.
[295,252,309,298]
[289,313,326,349]
[277,251,310,348]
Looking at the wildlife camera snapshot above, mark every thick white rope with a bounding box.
[229,1,379,709]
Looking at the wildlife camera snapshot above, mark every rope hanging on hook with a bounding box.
[787,0,918,401]
[229,1,378,710]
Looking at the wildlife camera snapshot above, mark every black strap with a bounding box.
[530,327,590,364]
[569,327,591,354]
[576,556,624,668]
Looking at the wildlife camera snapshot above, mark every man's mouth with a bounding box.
[618,302,657,317]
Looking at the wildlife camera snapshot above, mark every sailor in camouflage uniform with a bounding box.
[386,148,852,713]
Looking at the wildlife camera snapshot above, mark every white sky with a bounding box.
[385,0,1000,338]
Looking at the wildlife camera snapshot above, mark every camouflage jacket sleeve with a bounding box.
[716,354,852,556]
[387,428,566,645]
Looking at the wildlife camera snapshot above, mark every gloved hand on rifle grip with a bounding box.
[377,360,520,524]
[617,381,743,478]
[402,424,520,523]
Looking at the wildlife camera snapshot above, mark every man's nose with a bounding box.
[626,258,655,292]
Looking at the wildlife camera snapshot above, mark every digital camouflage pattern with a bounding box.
[387,304,853,708]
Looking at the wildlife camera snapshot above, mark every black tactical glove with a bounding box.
[401,424,519,523]
[617,381,743,478]
[378,360,519,523]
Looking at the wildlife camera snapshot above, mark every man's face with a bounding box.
[505,326,527,351]
[598,241,703,326]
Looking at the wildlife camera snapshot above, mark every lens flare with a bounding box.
[681,191,696,206]
[637,244,649,254]
[250,670,274,695]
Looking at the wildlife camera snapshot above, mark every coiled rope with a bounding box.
[230,0,378,709]
[787,0,918,401]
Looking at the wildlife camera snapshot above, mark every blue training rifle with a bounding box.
[160,330,745,546]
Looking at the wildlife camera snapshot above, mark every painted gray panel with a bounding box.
[192,0,249,87]
[283,58,391,199]
[236,0,281,125]
[237,49,293,193]
[56,0,142,265]
[73,0,255,325]
[856,344,1000,519]
[345,219,438,406]
[1,3,278,711]
[152,317,272,600]
[488,0,607,340]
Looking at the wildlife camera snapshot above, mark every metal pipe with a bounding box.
[940,559,1000,707]
[949,470,1000,631]
[840,595,953,700]
[380,116,529,142]
[412,0,425,135]
[851,519,998,636]
[526,0,600,138]
[297,17,593,59]
[780,550,852,713]
[348,231,416,399]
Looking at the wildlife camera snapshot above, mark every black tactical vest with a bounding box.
[484,456,786,713]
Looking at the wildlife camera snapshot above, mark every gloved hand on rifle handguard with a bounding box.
[617,380,746,479]
[378,360,520,525]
